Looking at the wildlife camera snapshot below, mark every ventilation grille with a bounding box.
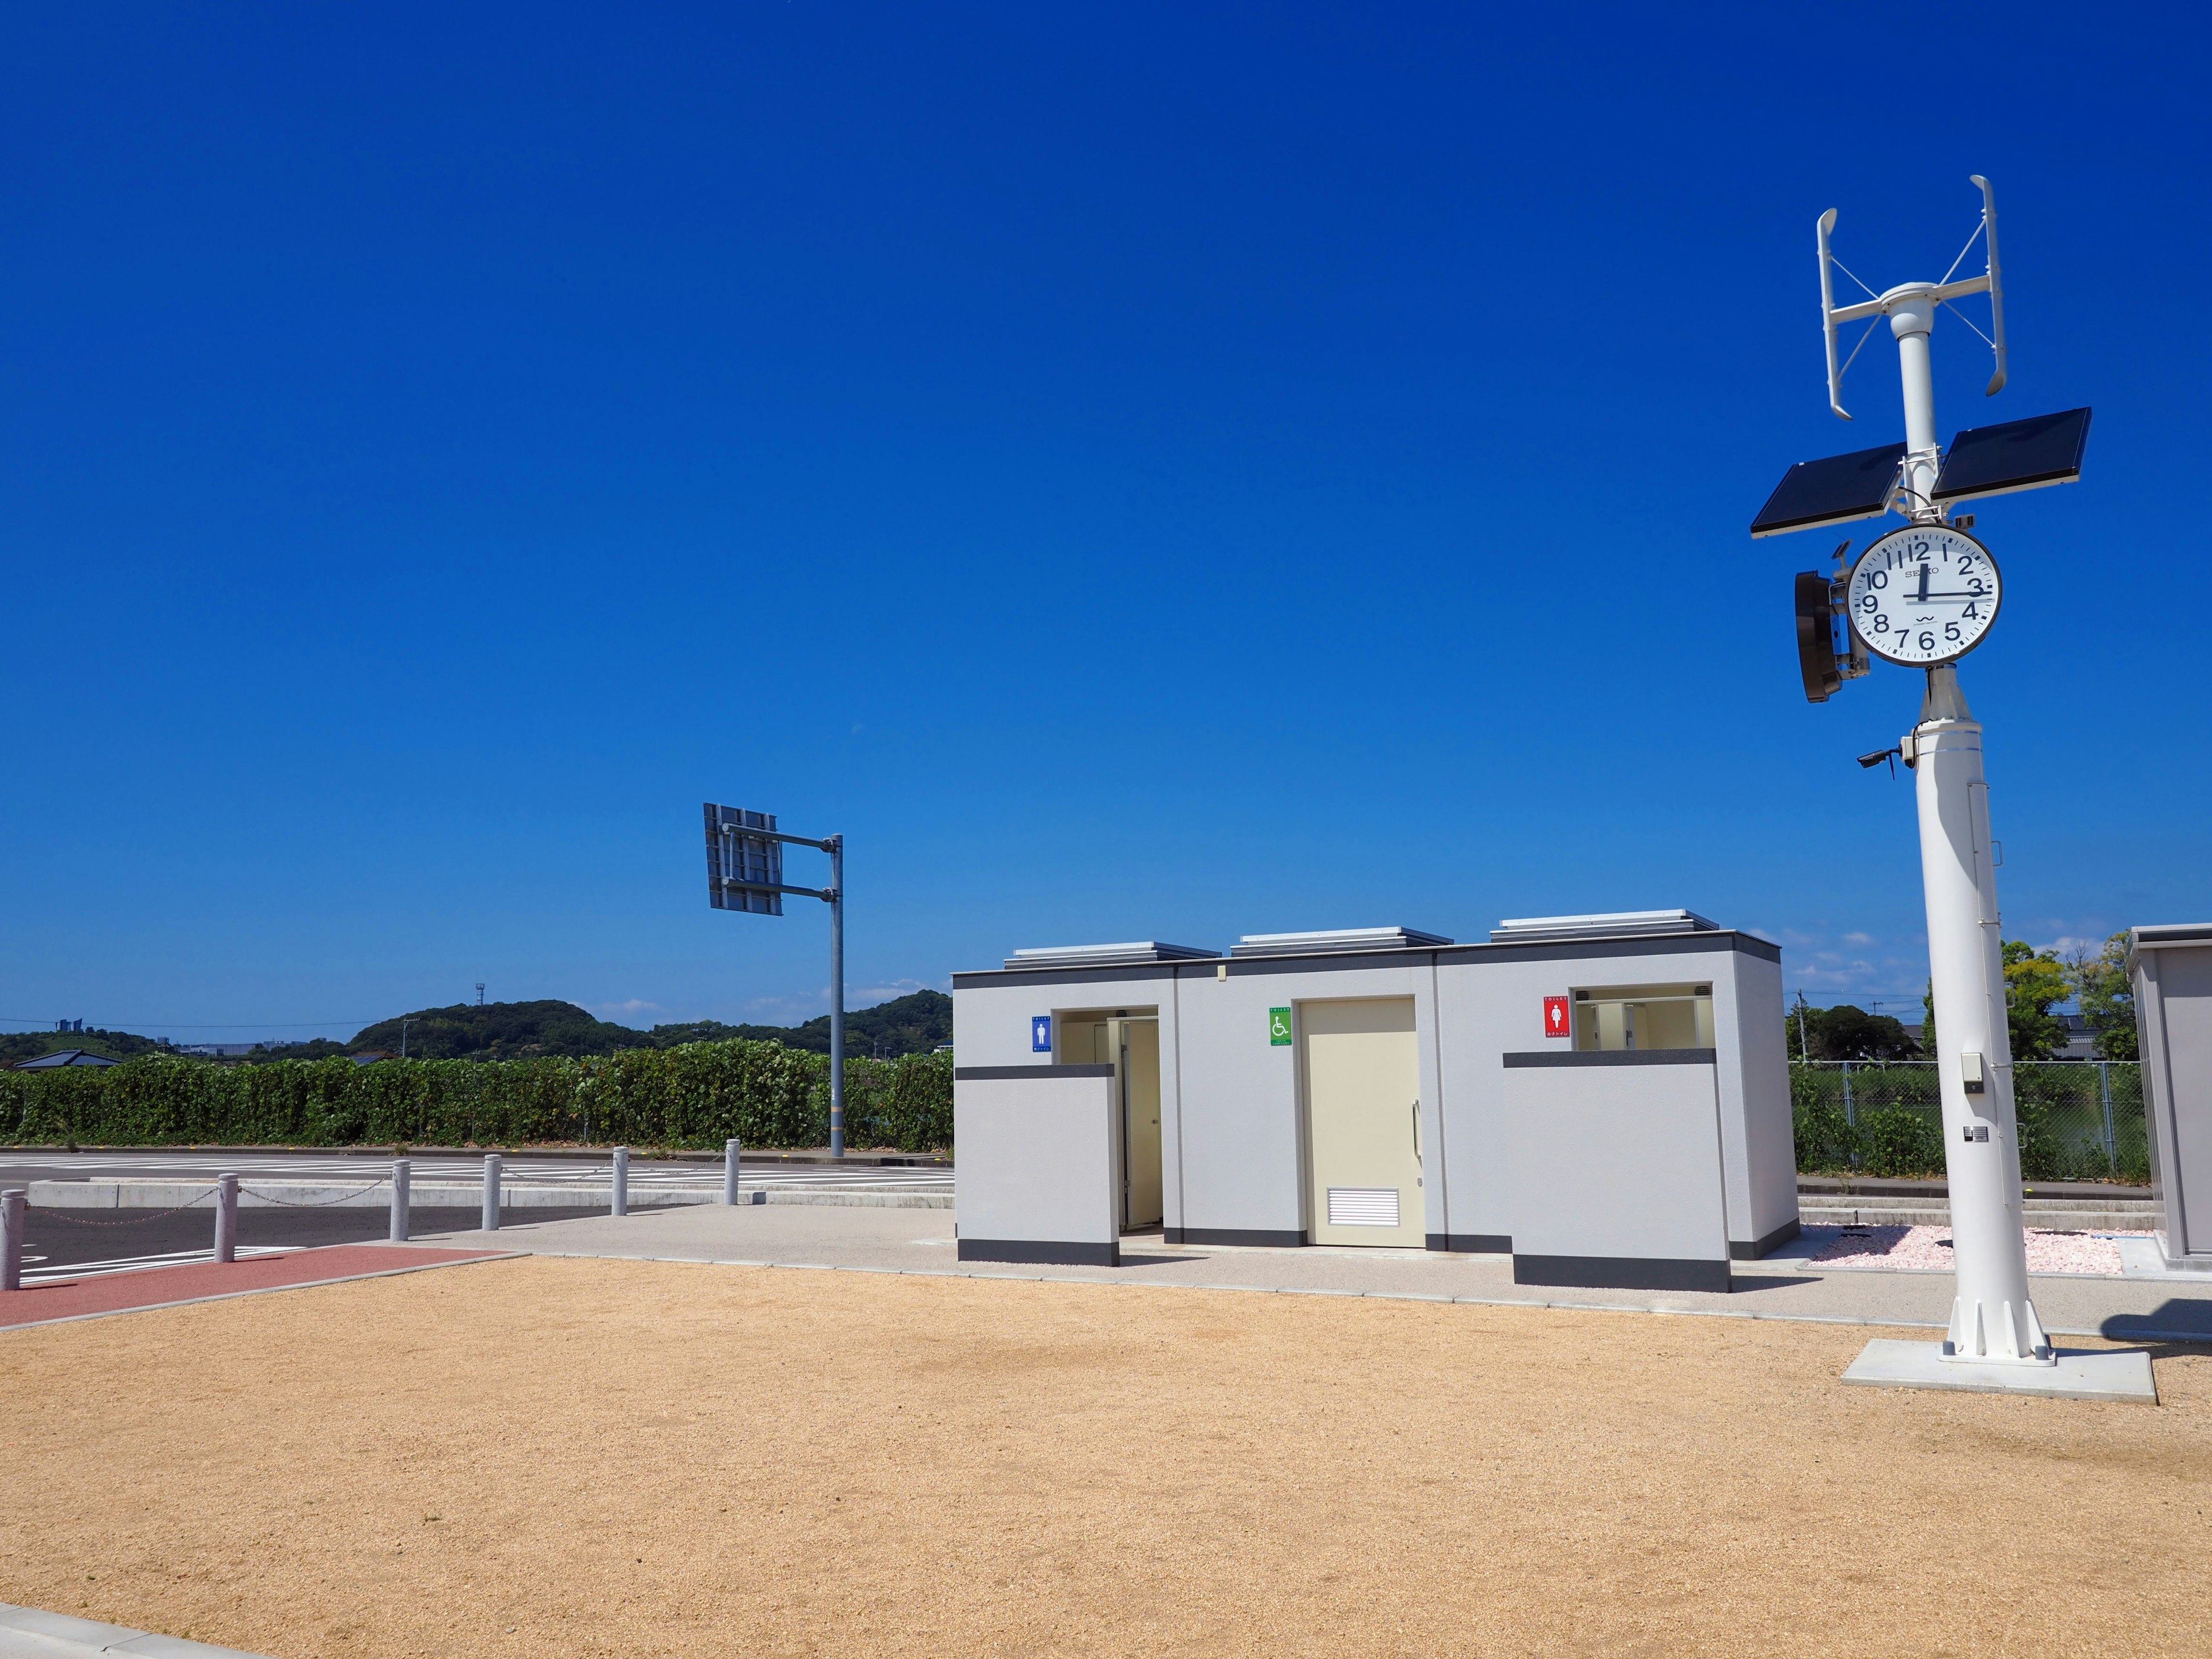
[1327,1187,1401,1227]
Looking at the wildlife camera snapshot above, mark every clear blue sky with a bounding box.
[4,3,2205,1040]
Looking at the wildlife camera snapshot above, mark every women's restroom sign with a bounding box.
[1543,995,1570,1038]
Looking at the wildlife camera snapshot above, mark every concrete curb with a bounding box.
[0,1601,271,1657]
[25,1181,953,1212]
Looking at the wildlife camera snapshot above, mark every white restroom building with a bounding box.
[950,911,1799,1291]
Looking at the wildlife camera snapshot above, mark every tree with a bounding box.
[2001,941,2071,1062]
[2068,931,2139,1060]
[1785,997,1921,1060]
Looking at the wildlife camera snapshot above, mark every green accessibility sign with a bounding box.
[1268,1007,1293,1046]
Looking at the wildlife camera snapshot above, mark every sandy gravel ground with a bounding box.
[2,1256,2208,1659]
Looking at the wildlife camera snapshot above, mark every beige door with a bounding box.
[1114,1018,1164,1228]
[1302,997,1423,1247]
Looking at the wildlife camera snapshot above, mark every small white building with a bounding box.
[952,911,1798,1291]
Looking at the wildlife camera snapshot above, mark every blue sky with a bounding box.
[3,3,2205,1040]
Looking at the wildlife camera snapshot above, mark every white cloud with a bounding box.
[597,998,664,1017]
[1843,931,1876,946]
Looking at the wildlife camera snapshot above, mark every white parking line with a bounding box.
[21,1245,301,1286]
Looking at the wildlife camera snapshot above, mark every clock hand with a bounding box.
[1915,563,1930,603]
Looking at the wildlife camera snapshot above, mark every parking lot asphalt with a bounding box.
[14,1203,632,1284]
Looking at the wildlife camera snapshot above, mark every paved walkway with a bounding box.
[400,1204,2212,1346]
[0,1244,512,1331]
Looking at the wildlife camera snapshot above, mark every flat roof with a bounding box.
[953,927,1777,987]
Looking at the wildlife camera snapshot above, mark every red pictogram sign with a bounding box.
[1543,995,1570,1038]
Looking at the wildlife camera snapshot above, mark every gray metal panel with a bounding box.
[704,803,784,916]
[1232,926,1453,957]
[953,1071,1118,1252]
[1503,1059,1730,1270]
[1005,941,1220,968]
[2134,940,2212,1257]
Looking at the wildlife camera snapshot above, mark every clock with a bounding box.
[1846,523,2002,666]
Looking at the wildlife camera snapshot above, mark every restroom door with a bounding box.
[1302,998,1423,1247]
[1113,1018,1163,1228]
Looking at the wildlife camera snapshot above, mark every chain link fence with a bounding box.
[1791,1060,2147,1181]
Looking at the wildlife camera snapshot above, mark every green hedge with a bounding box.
[1790,1061,2148,1182]
[0,1041,952,1153]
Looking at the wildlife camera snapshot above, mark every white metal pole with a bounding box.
[1889,291,1942,518]
[482,1153,502,1232]
[1913,672,2049,1363]
[1887,291,2050,1365]
[724,1138,741,1204]
[829,834,846,1160]
[390,1158,411,1243]
[612,1145,629,1217]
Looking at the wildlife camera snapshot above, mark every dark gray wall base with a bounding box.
[1165,1226,1306,1248]
[1427,1233,1512,1253]
[957,1239,1120,1267]
[954,1064,1116,1080]
[1513,1253,1731,1294]
[1502,1048,1717,1069]
[1730,1217,1802,1260]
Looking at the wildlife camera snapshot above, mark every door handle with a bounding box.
[1411,1101,1422,1162]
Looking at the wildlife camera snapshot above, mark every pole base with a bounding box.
[1844,1339,2155,1404]
[1946,1293,2054,1365]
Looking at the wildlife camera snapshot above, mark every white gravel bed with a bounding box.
[1807,1224,2152,1276]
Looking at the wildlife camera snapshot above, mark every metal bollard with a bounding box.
[2,1188,25,1292]
[482,1153,502,1232]
[214,1173,238,1264]
[390,1158,411,1243]
[724,1138,741,1205]
[612,1145,628,1217]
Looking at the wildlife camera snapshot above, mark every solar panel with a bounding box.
[704,803,783,916]
[1748,442,1906,537]
[1934,407,2090,503]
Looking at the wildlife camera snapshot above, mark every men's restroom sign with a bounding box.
[1032,1015,1053,1053]
[1543,995,1570,1039]
[1268,1007,1293,1046]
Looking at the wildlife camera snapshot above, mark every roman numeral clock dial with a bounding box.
[1847,524,2002,666]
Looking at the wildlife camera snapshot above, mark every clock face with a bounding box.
[1847,524,2002,666]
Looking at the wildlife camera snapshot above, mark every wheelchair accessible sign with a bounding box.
[1268,1007,1293,1046]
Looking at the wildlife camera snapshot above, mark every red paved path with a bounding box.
[0,1244,511,1330]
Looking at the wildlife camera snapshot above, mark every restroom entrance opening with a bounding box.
[1058,1007,1162,1229]
[1300,997,1423,1247]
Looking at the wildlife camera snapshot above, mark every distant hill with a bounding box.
[647,989,952,1058]
[5,990,955,1069]
[350,1000,641,1060]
